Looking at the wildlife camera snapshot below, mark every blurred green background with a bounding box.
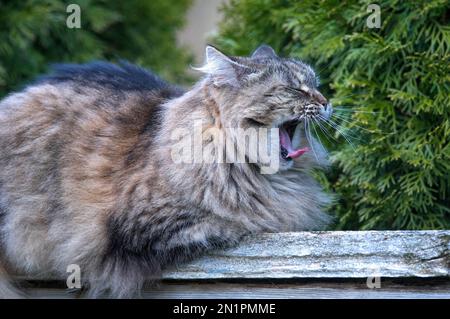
[0,0,194,95]
[0,0,449,230]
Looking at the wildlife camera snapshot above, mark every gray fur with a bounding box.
[0,46,332,298]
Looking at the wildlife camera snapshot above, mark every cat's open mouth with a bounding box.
[279,120,309,161]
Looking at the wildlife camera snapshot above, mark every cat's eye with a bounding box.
[285,86,307,94]
[245,117,265,127]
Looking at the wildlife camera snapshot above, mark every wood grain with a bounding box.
[16,230,450,298]
[162,231,450,279]
[25,280,450,299]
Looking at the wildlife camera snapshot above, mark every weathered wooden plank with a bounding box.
[162,231,449,279]
[25,281,450,299]
[14,230,450,300]
[15,231,450,298]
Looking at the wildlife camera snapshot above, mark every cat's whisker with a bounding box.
[333,107,380,114]
[318,121,339,144]
[305,118,320,162]
[318,115,356,150]
[312,117,334,144]
[315,62,334,78]
[321,115,365,142]
[331,113,379,134]
[313,117,336,145]
[327,115,377,141]
[311,118,328,154]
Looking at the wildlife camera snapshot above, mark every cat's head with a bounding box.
[195,45,332,171]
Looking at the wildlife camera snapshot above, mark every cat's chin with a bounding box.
[279,158,295,171]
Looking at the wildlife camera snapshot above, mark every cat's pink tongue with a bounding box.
[280,127,309,159]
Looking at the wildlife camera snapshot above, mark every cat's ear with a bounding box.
[194,45,248,87]
[251,44,277,59]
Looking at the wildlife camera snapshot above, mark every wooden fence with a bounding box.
[22,230,450,298]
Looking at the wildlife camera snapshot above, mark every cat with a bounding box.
[0,45,332,298]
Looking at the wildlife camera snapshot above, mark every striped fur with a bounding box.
[0,46,331,298]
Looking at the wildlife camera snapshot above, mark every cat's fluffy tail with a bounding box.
[0,259,23,299]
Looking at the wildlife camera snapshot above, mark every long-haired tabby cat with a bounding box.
[0,45,332,298]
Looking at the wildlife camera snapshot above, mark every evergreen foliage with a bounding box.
[216,0,450,229]
[0,0,192,97]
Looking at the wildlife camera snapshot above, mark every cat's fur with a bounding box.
[0,45,331,298]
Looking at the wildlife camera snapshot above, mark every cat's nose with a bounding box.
[312,90,327,107]
[320,102,333,120]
